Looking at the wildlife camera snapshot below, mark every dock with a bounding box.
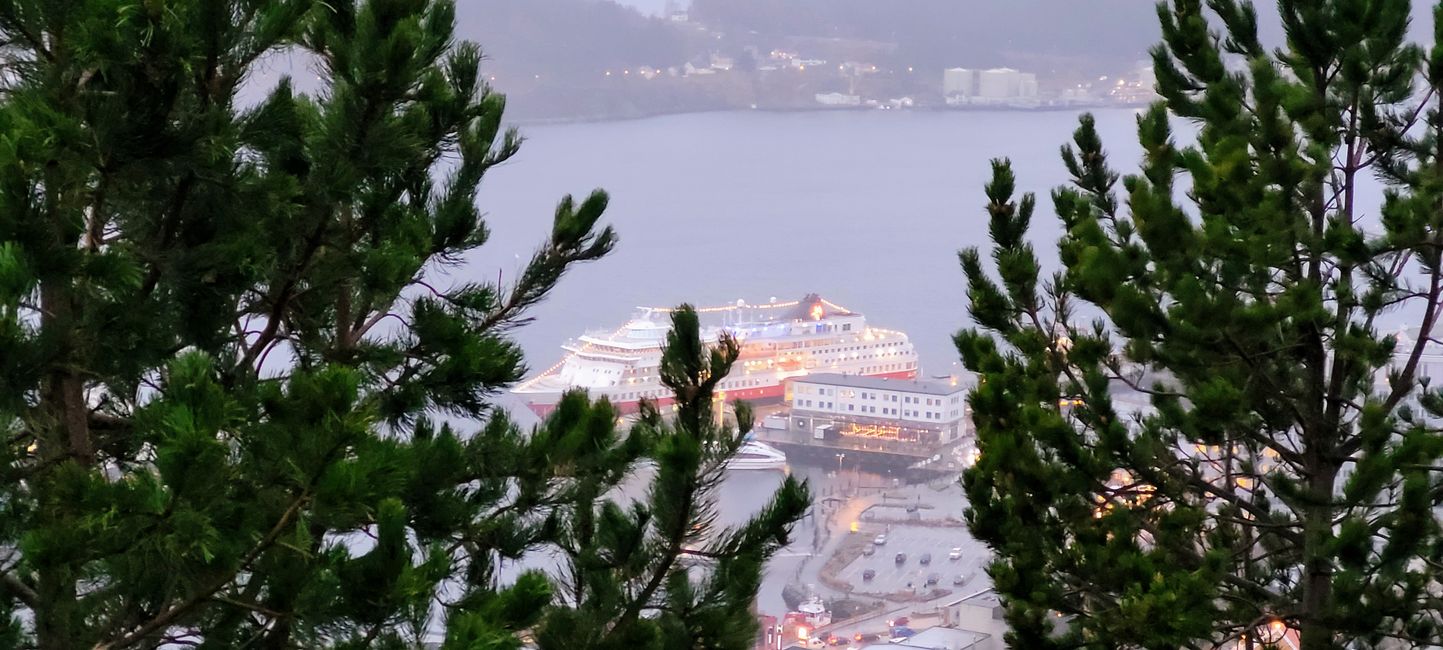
[752,427,961,477]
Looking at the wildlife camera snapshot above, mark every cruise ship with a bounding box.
[512,294,919,416]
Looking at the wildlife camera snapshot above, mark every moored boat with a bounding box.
[512,294,919,416]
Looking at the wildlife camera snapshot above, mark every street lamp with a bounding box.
[1243,615,1288,649]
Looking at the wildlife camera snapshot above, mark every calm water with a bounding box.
[468,108,1150,375]
[463,108,1401,622]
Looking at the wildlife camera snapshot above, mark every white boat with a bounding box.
[727,440,788,471]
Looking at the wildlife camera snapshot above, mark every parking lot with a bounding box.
[834,523,989,597]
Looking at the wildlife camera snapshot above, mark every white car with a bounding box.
[873,533,887,545]
[948,547,963,560]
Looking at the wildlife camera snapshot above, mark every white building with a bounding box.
[1018,72,1039,97]
[977,68,1019,99]
[683,62,715,76]
[938,590,1008,650]
[815,92,861,106]
[788,373,967,443]
[943,67,975,97]
[974,68,1039,101]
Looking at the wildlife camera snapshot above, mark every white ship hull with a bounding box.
[513,295,920,416]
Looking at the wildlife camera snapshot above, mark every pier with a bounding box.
[752,426,961,478]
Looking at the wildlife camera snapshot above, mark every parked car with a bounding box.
[919,553,932,565]
[886,617,910,628]
[873,533,888,545]
[953,574,967,586]
[827,637,851,646]
[862,569,876,581]
[854,633,881,643]
[894,553,906,565]
[861,545,876,557]
[905,503,919,513]
[925,573,939,586]
[948,547,963,561]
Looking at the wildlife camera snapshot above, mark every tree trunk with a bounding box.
[1299,464,1337,650]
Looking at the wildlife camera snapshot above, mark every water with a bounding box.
[464,107,1402,624]
[469,108,1151,375]
[467,108,1147,618]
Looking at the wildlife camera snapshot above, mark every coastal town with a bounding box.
[510,294,1004,648]
[471,0,1162,122]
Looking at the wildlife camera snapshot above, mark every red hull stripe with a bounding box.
[521,369,920,417]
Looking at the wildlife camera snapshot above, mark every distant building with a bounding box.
[943,67,975,97]
[860,626,991,650]
[683,62,716,76]
[961,68,1040,104]
[710,54,734,71]
[662,0,688,21]
[976,68,1014,98]
[788,373,966,443]
[1018,72,1039,98]
[814,92,861,106]
[941,590,1008,649]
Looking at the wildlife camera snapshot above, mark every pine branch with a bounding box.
[94,494,309,650]
[0,571,36,608]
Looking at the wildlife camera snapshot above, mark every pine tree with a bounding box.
[0,0,658,646]
[958,1,1443,648]
[535,306,811,650]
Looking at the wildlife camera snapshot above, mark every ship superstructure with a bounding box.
[512,294,918,416]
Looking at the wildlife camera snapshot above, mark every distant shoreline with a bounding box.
[508,101,1155,127]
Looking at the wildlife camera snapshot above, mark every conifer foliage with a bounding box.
[535,306,810,650]
[0,0,712,646]
[959,1,1443,647]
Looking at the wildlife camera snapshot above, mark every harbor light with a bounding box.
[850,521,860,533]
[797,626,810,641]
[1261,617,1288,643]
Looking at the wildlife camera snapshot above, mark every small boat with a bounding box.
[727,440,787,471]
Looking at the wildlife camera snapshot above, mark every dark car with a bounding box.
[919,553,932,565]
[894,552,906,565]
[853,633,881,643]
[862,569,876,581]
[827,637,850,646]
[926,573,939,586]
